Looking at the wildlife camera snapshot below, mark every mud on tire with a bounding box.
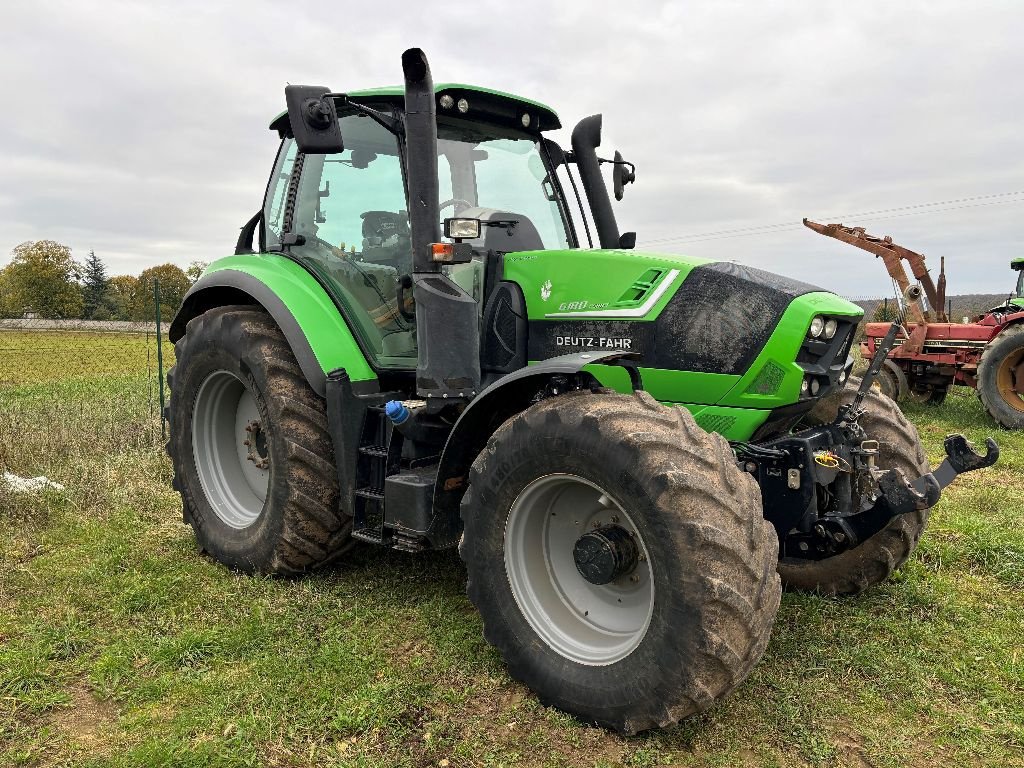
[167,306,353,574]
[778,378,931,595]
[459,390,781,734]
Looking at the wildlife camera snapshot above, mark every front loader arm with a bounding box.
[803,219,947,323]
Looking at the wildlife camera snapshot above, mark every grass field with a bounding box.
[1,334,1021,767]
[0,331,173,387]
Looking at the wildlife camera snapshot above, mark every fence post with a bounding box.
[155,279,166,440]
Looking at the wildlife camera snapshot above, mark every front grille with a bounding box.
[745,360,787,395]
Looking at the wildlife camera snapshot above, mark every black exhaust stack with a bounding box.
[401,48,481,403]
[571,114,621,249]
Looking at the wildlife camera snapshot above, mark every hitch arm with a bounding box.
[871,434,998,521]
[915,434,1000,494]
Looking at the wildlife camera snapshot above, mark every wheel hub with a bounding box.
[573,525,639,585]
[503,474,655,666]
[243,420,270,469]
[191,370,269,529]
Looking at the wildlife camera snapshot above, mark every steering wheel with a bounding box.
[440,198,474,215]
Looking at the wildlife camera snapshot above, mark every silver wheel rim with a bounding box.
[504,474,654,666]
[191,370,269,529]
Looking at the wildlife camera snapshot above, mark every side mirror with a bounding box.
[612,151,636,201]
[285,85,344,154]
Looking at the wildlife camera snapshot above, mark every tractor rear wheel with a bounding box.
[167,306,353,574]
[778,378,930,595]
[977,325,1024,429]
[459,390,780,734]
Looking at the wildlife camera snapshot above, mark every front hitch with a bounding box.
[871,434,999,518]
[914,434,1000,494]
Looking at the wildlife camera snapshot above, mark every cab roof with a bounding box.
[269,82,560,135]
[1012,257,1024,270]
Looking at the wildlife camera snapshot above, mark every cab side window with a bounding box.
[266,113,417,368]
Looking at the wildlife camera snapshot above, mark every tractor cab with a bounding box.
[263,84,584,375]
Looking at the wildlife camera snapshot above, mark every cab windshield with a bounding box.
[1016,269,1023,298]
[437,118,571,250]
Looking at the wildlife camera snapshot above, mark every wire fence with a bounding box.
[0,284,172,481]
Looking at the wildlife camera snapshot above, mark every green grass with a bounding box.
[0,331,173,386]
[1,361,1022,766]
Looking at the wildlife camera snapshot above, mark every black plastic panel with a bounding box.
[651,262,821,375]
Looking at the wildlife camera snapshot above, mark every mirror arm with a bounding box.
[324,94,401,135]
[598,156,636,175]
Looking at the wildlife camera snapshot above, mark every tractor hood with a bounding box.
[500,248,862,407]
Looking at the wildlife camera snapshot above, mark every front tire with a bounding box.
[459,391,780,734]
[167,306,353,574]
[778,378,931,595]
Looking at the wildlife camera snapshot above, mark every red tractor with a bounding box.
[805,219,1024,429]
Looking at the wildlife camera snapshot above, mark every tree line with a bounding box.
[0,240,206,322]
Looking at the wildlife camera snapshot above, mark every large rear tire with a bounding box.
[977,324,1024,429]
[167,306,353,574]
[777,378,930,595]
[459,390,780,734]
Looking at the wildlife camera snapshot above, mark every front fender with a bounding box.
[430,350,629,538]
[170,255,376,396]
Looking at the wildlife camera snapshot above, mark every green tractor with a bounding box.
[167,49,998,733]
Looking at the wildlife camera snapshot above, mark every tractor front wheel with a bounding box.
[167,306,353,574]
[977,325,1024,429]
[778,378,931,595]
[459,390,780,734]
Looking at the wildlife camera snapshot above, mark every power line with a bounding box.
[640,190,1024,247]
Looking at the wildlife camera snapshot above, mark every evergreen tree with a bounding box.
[81,249,109,319]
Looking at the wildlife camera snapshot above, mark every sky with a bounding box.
[1,0,1022,300]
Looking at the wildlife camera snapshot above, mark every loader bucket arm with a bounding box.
[803,219,947,323]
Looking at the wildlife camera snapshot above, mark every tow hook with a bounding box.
[875,434,998,518]
[913,434,1000,494]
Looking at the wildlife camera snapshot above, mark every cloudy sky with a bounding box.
[1,0,1022,299]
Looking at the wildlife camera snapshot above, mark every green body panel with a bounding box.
[508,250,863,442]
[717,292,862,410]
[204,254,377,383]
[502,249,713,321]
[586,364,739,407]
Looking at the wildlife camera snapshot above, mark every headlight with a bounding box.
[824,318,838,339]
[810,378,821,396]
[801,378,810,395]
[809,316,825,338]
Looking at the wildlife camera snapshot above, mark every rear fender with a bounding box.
[170,255,376,396]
